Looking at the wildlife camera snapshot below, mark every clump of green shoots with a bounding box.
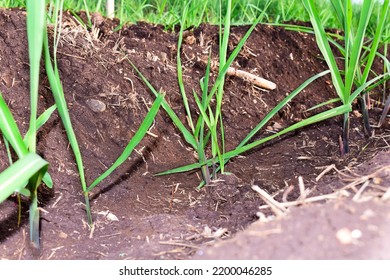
[131,0,352,187]
[44,0,164,226]
[0,0,164,248]
[0,0,54,249]
[302,0,390,155]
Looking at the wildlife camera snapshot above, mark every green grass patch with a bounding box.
[0,0,386,39]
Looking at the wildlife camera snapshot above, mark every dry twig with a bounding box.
[251,185,288,216]
[159,241,200,249]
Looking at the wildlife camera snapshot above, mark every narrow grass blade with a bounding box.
[195,57,212,184]
[26,0,46,153]
[82,0,92,26]
[194,55,212,140]
[37,105,57,131]
[95,0,103,12]
[306,98,341,112]
[0,153,48,203]
[87,93,164,192]
[52,0,64,68]
[0,93,53,188]
[212,0,232,173]
[0,152,48,248]
[43,33,85,189]
[177,2,194,132]
[232,105,350,157]
[206,5,269,106]
[238,70,331,148]
[193,93,212,129]
[349,73,390,102]
[302,0,345,102]
[361,0,389,84]
[270,23,315,34]
[24,104,57,146]
[344,0,374,94]
[0,93,28,157]
[157,104,351,176]
[43,29,91,222]
[3,135,12,164]
[156,159,205,176]
[364,77,389,94]
[120,0,125,23]
[69,10,87,28]
[360,47,390,75]
[329,0,344,28]
[128,59,198,149]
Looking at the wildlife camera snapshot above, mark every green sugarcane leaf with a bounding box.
[42,172,53,189]
[194,56,212,140]
[228,104,351,159]
[329,0,345,29]
[177,2,194,133]
[0,93,28,157]
[306,98,341,112]
[206,9,264,107]
[3,135,13,164]
[44,28,90,220]
[156,160,203,176]
[24,104,57,146]
[302,0,345,102]
[344,0,374,95]
[157,104,351,176]
[361,0,389,84]
[129,59,198,149]
[44,29,87,191]
[0,93,52,188]
[0,153,48,203]
[87,93,164,192]
[349,73,390,103]
[194,93,212,129]
[238,70,331,148]
[26,0,46,153]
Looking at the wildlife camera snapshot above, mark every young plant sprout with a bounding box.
[302,0,390,155]
[0,0,387,251]
[0,0,164,247]
[130,0,352,187]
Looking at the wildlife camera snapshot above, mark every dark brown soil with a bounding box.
[0,8,389,260]
[195,151,390,260]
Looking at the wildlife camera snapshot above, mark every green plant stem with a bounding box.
[213,0,232,174]
[159,104,351,176]
[359,95,371,136]
[29,187,39,248]
[86,93,164,192]
[342,112,350,155]
[26,0,45,153]
[43,29,92,225]
[177,2,194,132]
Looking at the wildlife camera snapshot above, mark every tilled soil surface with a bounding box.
[195,151,390,260]
[0,8,389,260]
